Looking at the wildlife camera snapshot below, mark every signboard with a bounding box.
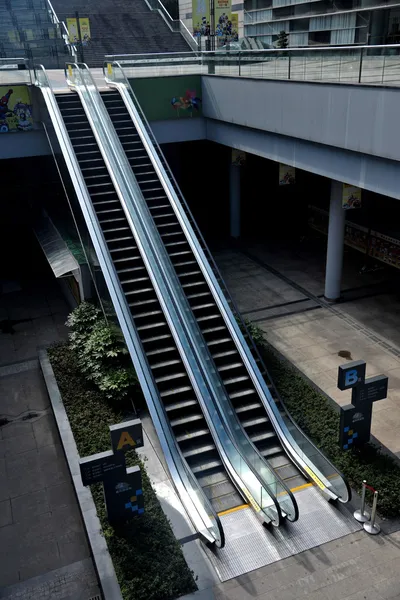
[79,418,145,524]
[342,183,362,210]
[103,466,144,523]
[192,0,210,37]
[215,0,232,46]
[0,86,33,133]
[66,17,79,43]
[337,360,366,391]
[232,149,246,166]
[79,17,91,45]
[109,419,143,454]
[67,17,91,44]
[79,449,126,486]
[337,361,388,450]
[279,163,295,186]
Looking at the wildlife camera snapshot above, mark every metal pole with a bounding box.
[354,480,370,523]
[364,491,380,535]
[288,51,291,79]
[358,47,363,83]
[210,0,215,51]
[75,10,84,64]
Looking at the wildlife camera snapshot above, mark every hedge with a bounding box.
[258,338,400,519]
[48,343,197,600]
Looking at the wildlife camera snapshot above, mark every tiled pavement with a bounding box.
[0,279,99,599]
[214,243,400,457]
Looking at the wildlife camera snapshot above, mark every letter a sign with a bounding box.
[117,431,136,451]
[109,419,144,454]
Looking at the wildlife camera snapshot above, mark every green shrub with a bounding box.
[67,302,136,401]
[248,323,400,519]
[48,343,196,600]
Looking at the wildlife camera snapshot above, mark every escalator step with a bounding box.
[212,491,243,514]
[223,375,249,386]
[155,372,186,384]
[164,398,198,412]
[150,358,181,370]
[242,416,269,428]
[141,333,172,344]
[229,388,257,400]
[251,430,276,444]
[129,298,159,309]
[183,443,216,459]
[218,362,244,373]
[160,386,192,398]
[235,402,263,414]
[175,426,209,443]
[170,413,204,428]
[191,458,222,474]
[137,321,166,332]
[146,345,176,357]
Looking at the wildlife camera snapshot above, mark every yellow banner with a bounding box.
[0,86,33,133]
[342,183,362,210]
[192,0,210,37]
[231,13,239,41]
[79,17,91,45]
[215,0,232,46]
[232,149,245,166]
[66,17,78,43]
[279,163,296,185]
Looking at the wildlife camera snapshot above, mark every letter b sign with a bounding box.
[337,361,366,391]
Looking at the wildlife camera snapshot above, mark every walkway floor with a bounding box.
[214,239,400,457]
[0,278,99,599]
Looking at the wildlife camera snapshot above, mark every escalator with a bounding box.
[54,91,243,514]
[101,72,351,504]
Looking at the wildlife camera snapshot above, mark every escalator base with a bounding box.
[205,486,360,582]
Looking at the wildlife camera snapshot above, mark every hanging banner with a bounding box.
[79,18,91,45]
[232,149,246,166]
[231,13,239,41]
[342,183,362,210]
[192,0,210,37]
[279,163,295,185]
[66,17,79,43]
[0,86,33,133]
[215,0,232,46]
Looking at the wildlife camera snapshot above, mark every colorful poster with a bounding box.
[232,149,246,166]
[215,0,232,46]
[342,183,362,209]
[231,13,239,41]
[192,0,210,37]
[66,17,79,43]
[79,18,91,45]
[130,76,202,121]
[279,163,296,185]
[0,86,33,133]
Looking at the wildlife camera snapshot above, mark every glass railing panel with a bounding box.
[104,61,299,523]
[73,62,289,525]
[38,63,224,547]
[102,58,351,503]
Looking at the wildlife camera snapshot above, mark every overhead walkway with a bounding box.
[35,61,350,548]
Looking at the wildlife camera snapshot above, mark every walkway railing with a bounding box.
[105,43,400,86]
[0,57,32,84]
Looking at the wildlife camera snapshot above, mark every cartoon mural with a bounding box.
[0,86,33,133]
[170,90,201,117]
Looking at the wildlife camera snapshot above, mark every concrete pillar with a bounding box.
[324,179,345,302]
[229,163,241,239]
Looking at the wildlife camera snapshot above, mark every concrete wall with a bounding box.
[202,76,400,164]
[0,130,51,159]
[205,119,400,200]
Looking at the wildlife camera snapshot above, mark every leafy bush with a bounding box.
[48,343,197,600]
[249,324,400,519]
[67,302,136,401]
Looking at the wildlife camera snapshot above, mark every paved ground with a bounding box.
[214,239,400,456]
[0,278,99,599]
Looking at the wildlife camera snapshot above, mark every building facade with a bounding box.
[243,0,400,47]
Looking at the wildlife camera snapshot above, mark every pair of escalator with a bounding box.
[38,63,350,546]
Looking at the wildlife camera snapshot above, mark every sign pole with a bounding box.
[210,0,215,50]
[75,11,84,64]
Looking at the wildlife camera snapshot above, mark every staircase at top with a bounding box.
[51,0,191,66]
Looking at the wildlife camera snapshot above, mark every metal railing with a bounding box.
[143,0,198,51]
[105,43,400,86]
[0,56,33,83]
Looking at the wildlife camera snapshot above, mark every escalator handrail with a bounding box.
[35,64,225,547]
[105,60,350,503]
[66,62,285,525]
[100,76,299,523]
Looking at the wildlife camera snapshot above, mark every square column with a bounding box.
[324,179,346,302]
[230,163,241,239]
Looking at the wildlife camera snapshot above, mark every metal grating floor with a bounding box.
[205,487,361,581]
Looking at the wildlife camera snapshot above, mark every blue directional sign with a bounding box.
[337,360,366,391]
